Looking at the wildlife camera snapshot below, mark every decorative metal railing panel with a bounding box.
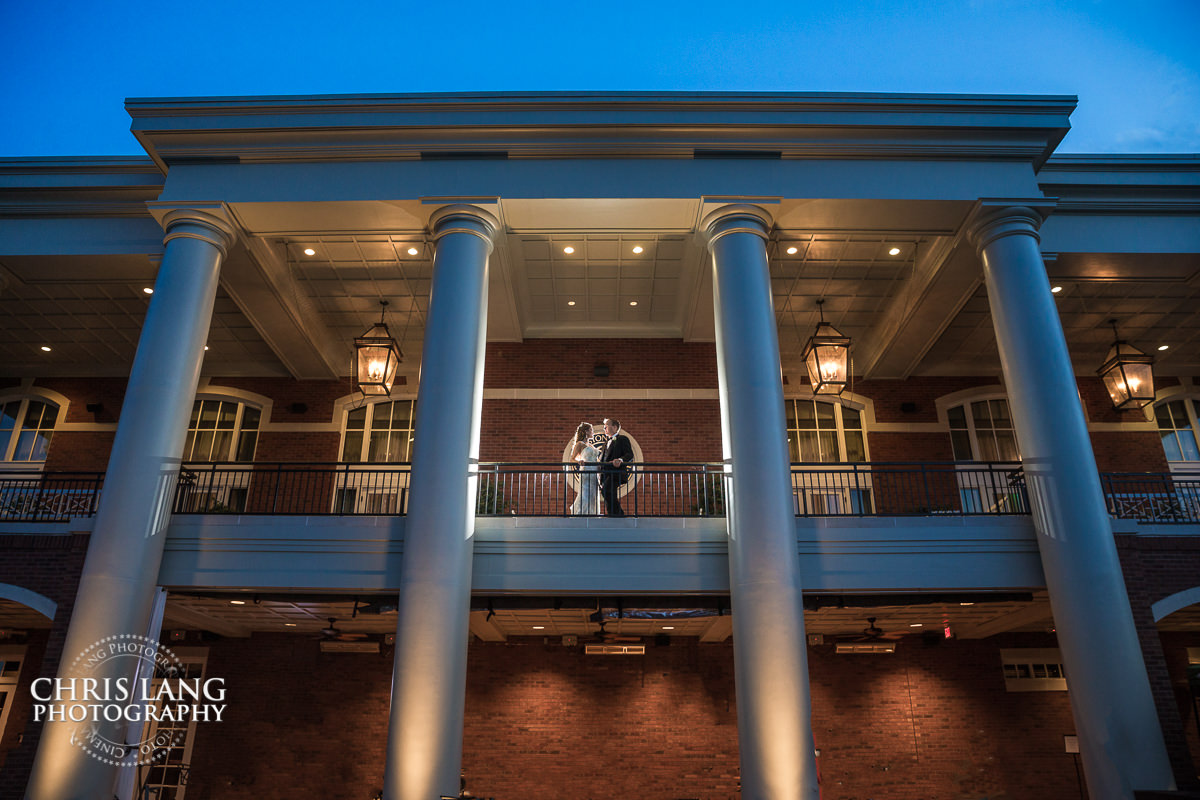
[0,471,104,522]
[1101,472,1200,524]
[172,462,411,516]
[789,461,1029,517]
[475,463,728,517]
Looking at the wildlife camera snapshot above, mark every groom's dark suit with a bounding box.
[599,431,634,516]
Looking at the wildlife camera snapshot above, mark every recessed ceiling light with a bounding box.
[143,287,154,295]
[567,300,576,306]
[303,248,316,256]
[909,623,923,627]
[407,247,419,256]
[204,345,210,351]
[284,623,297,627]
[563,246,575,254]
[40,346,52,352]
[1051,285,1063,294]
[959,602,975,606]
[532,626,545,630]
[229,600,245,605]
[629,300,638,306]
[632,245,644,254]
[661,626,675,630]
[888,247,901,256]
[786,246,798,255]
[1158,345,1169,351]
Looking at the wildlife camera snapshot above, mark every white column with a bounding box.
[383,205,497,800]
[702,205,820,800]
[25,208,233,800]
[970,205,1175,799]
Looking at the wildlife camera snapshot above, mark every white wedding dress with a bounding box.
[570,444,601,516]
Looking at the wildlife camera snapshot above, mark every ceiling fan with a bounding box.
[588,619,641,644]
[833,617,903,643]
[314,617,369,642]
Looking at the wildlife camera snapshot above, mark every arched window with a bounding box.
[183,399,261,462]
[947,398,1020,461]
[0,398,59,462]
[1155,398,1200,463]
[786,399,867,463]
[341,399,416,462]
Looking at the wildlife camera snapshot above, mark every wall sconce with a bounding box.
[803,299,850,395]
[355,300,402,397]
[1097,319,1154,411]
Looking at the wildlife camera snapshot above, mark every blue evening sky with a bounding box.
[1,0,1197,156]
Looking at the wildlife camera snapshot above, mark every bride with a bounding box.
[569,422,601,516]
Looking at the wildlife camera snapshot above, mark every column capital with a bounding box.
[429,204,500,251]
[148,203,238,257]
[966,201,1054,256]
[701,204,773,246]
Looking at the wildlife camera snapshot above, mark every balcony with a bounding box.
[2,463,1198,524]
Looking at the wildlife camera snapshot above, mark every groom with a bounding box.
[599,418,633,516]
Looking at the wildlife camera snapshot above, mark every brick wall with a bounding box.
[179,632,1088,800]
[485,340,718,389]
[0,534,89,797]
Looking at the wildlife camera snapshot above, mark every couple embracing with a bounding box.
[570,418,633,517]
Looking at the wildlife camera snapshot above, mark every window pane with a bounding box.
[216,403,237,429]
[211,431,233,460]
[342,431,364,462]
[818,431,838,462]
[797,431,820,461]
[972,401,992,430]
[371,402,394,430]
[815,402,835,422]
[367,431,391,462]
[183,431,198,461]
[346,406,367,430]
[844,431,866,462]
[198,402,219,428]
[794,401,816,426]
[842,407,862,430]
[978,435,999,462]
[193,431,215,461]
[28,431,52,461]
[995,431,1019,461]
[989,399,1011,427]
[1180,431,1200,461]
[1155,403,1176,429]
[947,406,967,429]
[392,400,413,429]
[951,431,973,461]
[786,401,797,430]
[787,436,800,462]
[1162,432,1183,462]
[189,401,202,426]
[0,401,19,430]
[241,407,261,430]
[236,431,258,462]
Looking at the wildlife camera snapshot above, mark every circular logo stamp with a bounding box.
[31,633,226,767]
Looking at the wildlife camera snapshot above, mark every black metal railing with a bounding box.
[0,471,104,522]
[172,462,411,516]
[790,461,1029,517]
[6,463,1200,525]
[475,462,728,517]
[1101,472,1200,524]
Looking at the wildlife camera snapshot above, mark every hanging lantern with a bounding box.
[355,300,402,397]
[803,299,851,395]
[1097,319,1154,411]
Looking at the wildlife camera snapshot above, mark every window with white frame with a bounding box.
[183,399,261,463]
[0,398,58,462]
[786,399,867,463]
[947,398,1020,462]
[341,399,416,463]
[0,646,25,745]
[1155,398,1200,463]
